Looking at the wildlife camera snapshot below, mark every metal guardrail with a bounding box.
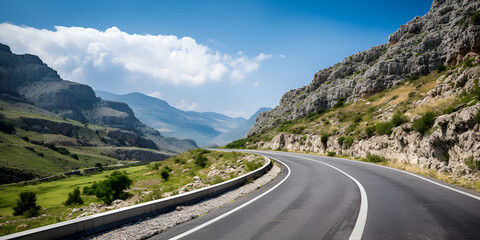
[2,156,273,240]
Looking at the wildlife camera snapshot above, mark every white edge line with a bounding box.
[169,157,291,240]
[271,151,480,201]
[265,151,367,240]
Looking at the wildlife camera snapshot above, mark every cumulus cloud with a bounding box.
[223,110,248,119]
[0,23,271,87]
[253,81,260,87]
[147,91,162,99]
[279,54,286,59]
[176,100,198,111]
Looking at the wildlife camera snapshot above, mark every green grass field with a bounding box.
[0,149,264,236]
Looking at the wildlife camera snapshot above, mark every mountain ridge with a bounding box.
[95,90,250,146]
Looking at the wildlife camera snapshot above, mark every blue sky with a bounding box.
[0,0,432,118]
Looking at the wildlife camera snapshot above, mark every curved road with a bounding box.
[152,150,480,240]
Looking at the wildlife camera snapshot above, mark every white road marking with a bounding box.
[169,158,291,240]
[266,151,367,240]
[272,151,480,201]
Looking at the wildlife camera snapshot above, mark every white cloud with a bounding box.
[223,110,248,119]
[176,99,198,111]
[0,23,271,87]
[147,91,162,99]
[253,81,260,87]
[279,54,286,59]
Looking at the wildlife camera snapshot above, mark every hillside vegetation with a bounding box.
[0,99,173,184]
[0,149,265,236]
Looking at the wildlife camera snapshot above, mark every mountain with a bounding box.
[206,107,271,147]
[95,91,246,146]
[237,0,480,180]
[0,43,197,154]
[249,0,480,136]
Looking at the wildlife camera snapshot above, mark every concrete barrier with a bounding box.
[2,156,272,240]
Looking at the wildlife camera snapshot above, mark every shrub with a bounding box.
[337,136,345,146]
[64,187,83,206]
[344,136,355,148]
[333,97,346,108]
[160,169,170,181]
[70,153,79,160]
[316,108,326,115]
[362,153,386,163]
[352,116,363,123]
[25,146,35,152]
[471,11,480,25]
[475,111,480,124]
[95,162,104,171]
[13,191,41,217]
[413,112,435,133]
[195,154,208,168]
[21,136,30,142]
[391,112,407,127]
[226,139,247,149]
[56,147,70,155]
[89,171,132,205]
[327,151,335,157]
[0,119,15,134]
[436,65,446,73]
[375,122,394,135]
[365,126,376,138]
[245,160,262,171]
[441,153,449,163]
[464,58,475,68]
[150,162,161,171]
[321,134,328,145]
[408,75,420,81]
[465,157,480,171]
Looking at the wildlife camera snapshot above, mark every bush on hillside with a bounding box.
[344,136,355,148]
[436,65,446,73]
[85,171,132,205]
[362,153,386,163]
[375,122,394,135]
[12,191,41,218]
[321,134,328,146]
[0,119,15,134]
[337,136,345,146]
[160,168,170,181]
[64,187,83,206]
[226,139,247,149]
[365,126,376,138]
[413,112,435,133]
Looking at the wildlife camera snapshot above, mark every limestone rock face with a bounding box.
[249,0,480,136]
[0,43,197,153]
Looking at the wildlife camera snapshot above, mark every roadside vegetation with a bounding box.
[0,149,265,236]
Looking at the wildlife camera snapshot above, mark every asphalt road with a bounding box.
[151,150,480,240]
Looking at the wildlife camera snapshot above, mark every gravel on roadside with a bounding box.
[86,162,282,240]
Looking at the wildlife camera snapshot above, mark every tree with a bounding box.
[161,169,170,181]
[95,162,104,171]
[93,171,132,205]
[64,187,84,206]
[13,191,41,218]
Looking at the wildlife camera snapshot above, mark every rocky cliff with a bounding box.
[249,0,480,136]
[0,43,197,153]
[241,0,480,181]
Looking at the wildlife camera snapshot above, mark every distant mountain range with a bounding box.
[95,91,270,146]
[205,107,271,147]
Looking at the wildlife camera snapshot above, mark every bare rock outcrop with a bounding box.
[249,0,480,136]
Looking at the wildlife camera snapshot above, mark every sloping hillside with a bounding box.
[233,0,480,185]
